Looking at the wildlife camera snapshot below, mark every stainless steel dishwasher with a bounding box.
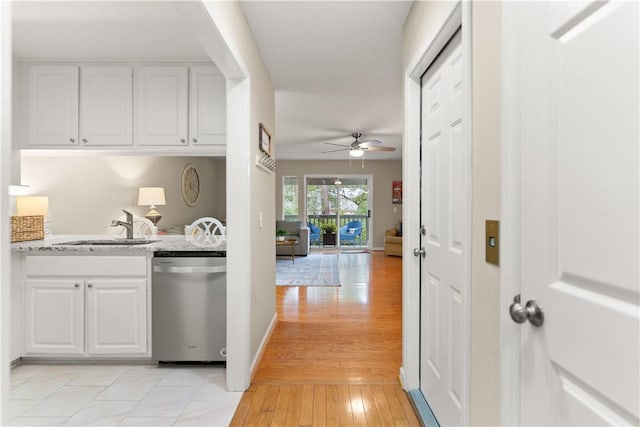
[152,251,226,362]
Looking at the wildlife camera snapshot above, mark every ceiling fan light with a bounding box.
[350,148,364,158]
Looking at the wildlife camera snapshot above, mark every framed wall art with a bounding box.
[392,180,402,204]
[259,123,271,156]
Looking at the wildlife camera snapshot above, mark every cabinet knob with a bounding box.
[87,283,93,288]
[192,138,198,143]
[180,138,186,144]
[69,138,76,143]
[82,138,87,144]
[74,283,80,288]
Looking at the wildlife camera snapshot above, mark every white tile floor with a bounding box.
[9,363,242,426]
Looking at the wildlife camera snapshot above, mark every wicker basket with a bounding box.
[11,215,45,243]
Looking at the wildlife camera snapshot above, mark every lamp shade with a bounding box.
[138,187,166,206]
[16,196,49,216]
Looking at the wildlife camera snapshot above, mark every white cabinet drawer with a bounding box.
[26,256,147,277]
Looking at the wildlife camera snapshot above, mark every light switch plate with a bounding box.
[485,220,499,266]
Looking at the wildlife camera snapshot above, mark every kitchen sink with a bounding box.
[55,239,160,246]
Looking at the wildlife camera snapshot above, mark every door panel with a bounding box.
[24,279,84,355]
[420,29,466,426]
[80,66,133,146]
[510,1,639,425]
[86,279,147,354]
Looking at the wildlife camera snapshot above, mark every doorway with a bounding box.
[304,175,373,250]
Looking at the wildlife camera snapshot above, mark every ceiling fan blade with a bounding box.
[359,140,382,147]
[322,148,350,154]
[363,146,396,152]
[324,142,350,148]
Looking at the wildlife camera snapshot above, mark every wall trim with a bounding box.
[500,2,522,425]
[250,312,278,380]
[402,2,472,425]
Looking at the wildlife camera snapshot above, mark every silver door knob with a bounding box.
[74,283,80,288]
[180,138,186,143]
[509,294,544,327]
[69,138,75,143]
[412,247,426,258]
[192,138,198,143]
[87,283,93,288]
[82,138,87,143]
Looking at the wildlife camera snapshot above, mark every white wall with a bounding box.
[0,1,11,423]
[20,155,225,234]
[276,159,402,248]
[402,2,502,425]
[196,1,275,389]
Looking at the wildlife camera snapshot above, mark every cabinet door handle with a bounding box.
[180,138,186,144]
[192,138,198,143]
[87,283,93,288]
[82,138,87,144]
[69,138,76,143]
[74,283,80,288]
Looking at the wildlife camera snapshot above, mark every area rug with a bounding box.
[276,252,341,286]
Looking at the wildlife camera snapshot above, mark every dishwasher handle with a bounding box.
[153,265,226,274]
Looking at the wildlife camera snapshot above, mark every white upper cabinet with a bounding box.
[80,66,133,146]
[21,62,226,151]
[135,66,189,146]
[26,65,79,146]
[189,66,226,146]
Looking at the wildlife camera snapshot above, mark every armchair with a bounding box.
[275,220,310,256]
[384,226,403,256]
[339,221,363,245]
[308,222,321,244]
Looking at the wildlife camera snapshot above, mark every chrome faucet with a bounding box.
[111,209,134,239]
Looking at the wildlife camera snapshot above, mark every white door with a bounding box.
[135,66,188,146]
[24,279,84,355]
[80,66,133,146]
[189,65,226,146]
[419,29,467,426]
[26,65,79,146]
[507,2,639,425]
[86,279,147,355]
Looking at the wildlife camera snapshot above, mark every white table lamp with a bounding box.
[138,187,166,226]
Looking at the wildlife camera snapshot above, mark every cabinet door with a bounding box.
[80,66,133,146]
[24,279,84,355]
[26,65,79,146]
[86,279,147,355]
[135,66,188,146]
[189,66,226,146]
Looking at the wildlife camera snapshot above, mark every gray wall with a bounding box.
[20,155,226,234]
[276,159,402,248]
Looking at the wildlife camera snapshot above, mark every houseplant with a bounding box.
[320,223,337,246]
[276,229,287,241]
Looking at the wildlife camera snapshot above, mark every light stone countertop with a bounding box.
[11,234,227,253]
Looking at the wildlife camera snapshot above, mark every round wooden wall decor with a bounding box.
[181,164,200,207]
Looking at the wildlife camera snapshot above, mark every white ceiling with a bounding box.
[241,1,412,160]
[12,1,209,61]
[12,1,412,160]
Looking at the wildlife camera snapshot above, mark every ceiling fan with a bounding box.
[322,132,396,157]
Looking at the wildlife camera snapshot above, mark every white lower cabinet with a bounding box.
[86,279,147,355]
[24,279,84,355]
[23,256,148,358]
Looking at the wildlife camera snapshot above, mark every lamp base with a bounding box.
[145,206,162,226]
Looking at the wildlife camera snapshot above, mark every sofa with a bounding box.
[384,225,403,256]
[276,220,310,256]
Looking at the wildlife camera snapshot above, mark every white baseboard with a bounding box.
[399,366,407,390]
[250,312,278,380]
[372,247,384,251]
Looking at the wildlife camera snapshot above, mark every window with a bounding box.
[282,176,298,220]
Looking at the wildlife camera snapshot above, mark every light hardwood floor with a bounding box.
[231,251,419,426]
